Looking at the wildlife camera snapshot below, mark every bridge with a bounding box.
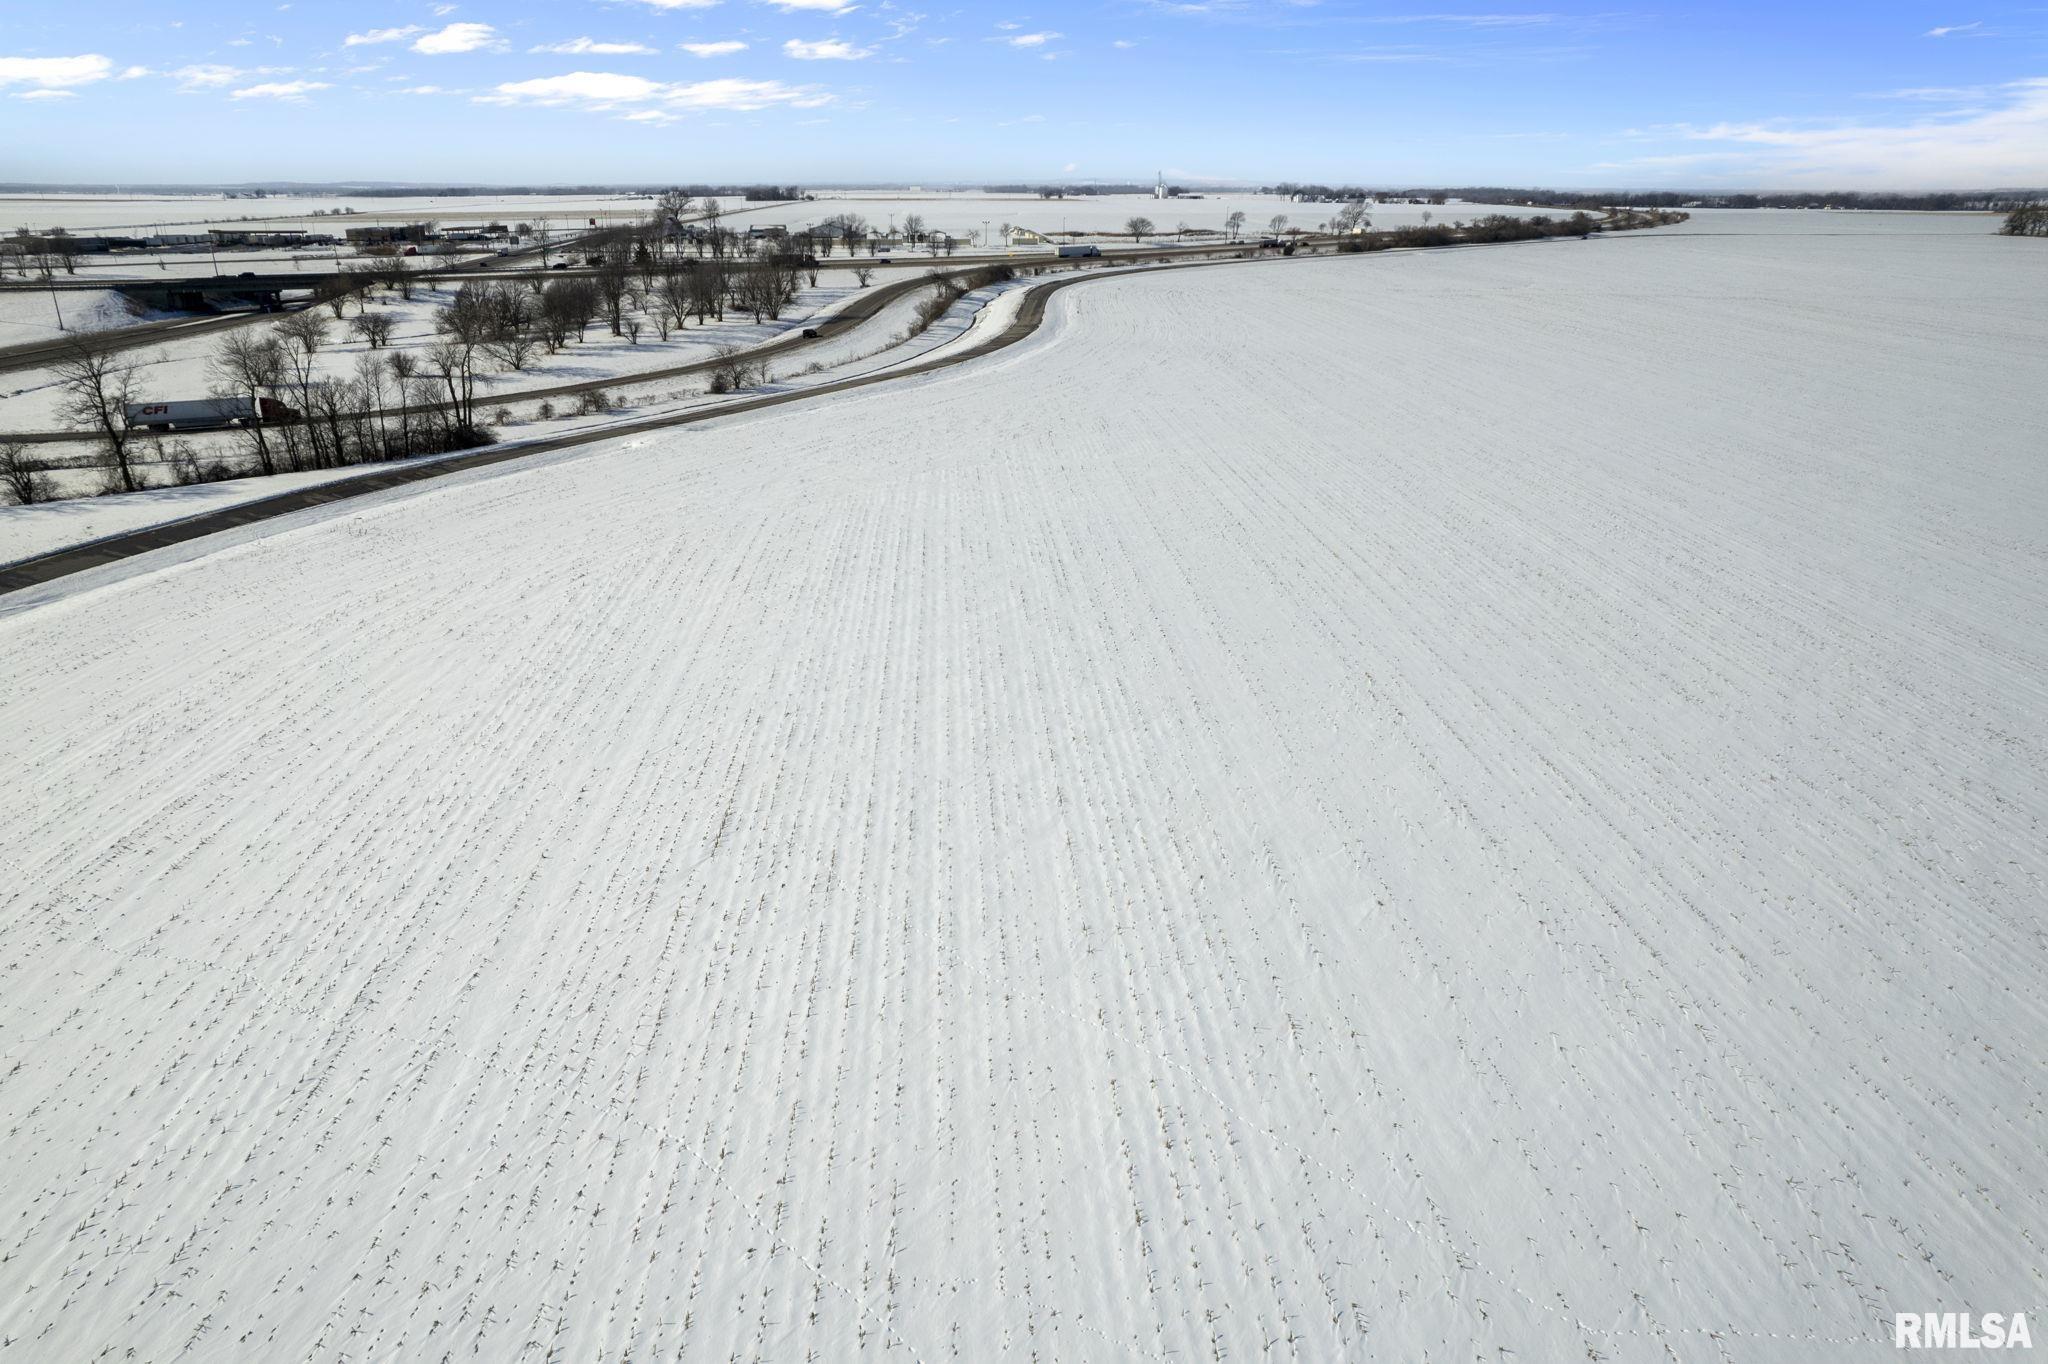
[111,273,341,314]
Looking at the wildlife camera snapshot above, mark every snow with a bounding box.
[2,222,2045,1362]
[0,460,427,566]
[0,273,873,431]
[0,286,156,342]
[0,271,1030,561]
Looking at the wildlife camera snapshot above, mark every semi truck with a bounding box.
[1056,244,1102,259]
[123,397,300,433]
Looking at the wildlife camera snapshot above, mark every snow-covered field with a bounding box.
[2,221,2044,1362]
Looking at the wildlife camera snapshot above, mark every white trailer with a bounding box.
[1057,244,1102,259]
[123,397,298,432]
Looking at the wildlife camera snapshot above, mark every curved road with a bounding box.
[0,250,1276,596]
[1,227,1627,597]
[3,265,1004,446]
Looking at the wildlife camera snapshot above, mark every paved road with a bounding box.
[0,232,1278,383]
[0,251,1272,597]
[2,264,1017,445]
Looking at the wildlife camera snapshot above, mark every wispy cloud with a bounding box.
[413,22,506,54]
[232,79,331,99]
[531,37,659,54]
[344,25,423,46]
[784,37,872,58]
[13,88,80,101]
[479,70,832,112]
[174,63,259,89]
[1924,21,1982,37]
[0,53,114,89]
[622,0,720,8]
[1600,77,2048,185]
[760,0,859,12]
[680,40,749,55]
[1001,30,1061,46]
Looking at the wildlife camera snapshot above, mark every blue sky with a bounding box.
[3,1,2045,187]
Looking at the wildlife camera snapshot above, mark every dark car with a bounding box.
[801,328,821,338]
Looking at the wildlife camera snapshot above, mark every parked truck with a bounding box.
[1057,244,1102,259]
[123,397,299,432]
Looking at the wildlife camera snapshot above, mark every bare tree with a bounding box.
[354,351,392,458]
[854,264,875,288]
[48,228,81,276]
[348,311,397,349]
[0,441,55,505]
[1226,209,1246,240]
[1125,216,1155,242]
[594,244,632,336]
[387,350,420,453]
[275,310,330,358]
[51,336,143,493]
[209,331,288,476]
[316,276,357,319]
[655,268,694,338]
[423,338,482,437]
[1268,214,1290,236]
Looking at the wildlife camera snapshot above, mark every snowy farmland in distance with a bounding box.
[1,217,2045,1362]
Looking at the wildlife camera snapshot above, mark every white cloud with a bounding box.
[13,88,79,101]
[118,64,153,78]
[531,37,659,54]
[1004,30,1060,46]
[1601,77,2048,186]
[481,70,830,112]
[397,84,448,94]
[1112,38,1137,48]
[231,79,332,99]
[0,53,114,89]
[345,26,424,46]
[760,0,857,11]
[173,63,247,89]
[1925,21,1982,37]
[412,22,505,54]
[680,40,750,55]
[624,0,722,8]
[784,37,872,58]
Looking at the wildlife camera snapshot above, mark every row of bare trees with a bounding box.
[20,212,839,502]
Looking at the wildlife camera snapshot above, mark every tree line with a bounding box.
[6,218,909,504]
